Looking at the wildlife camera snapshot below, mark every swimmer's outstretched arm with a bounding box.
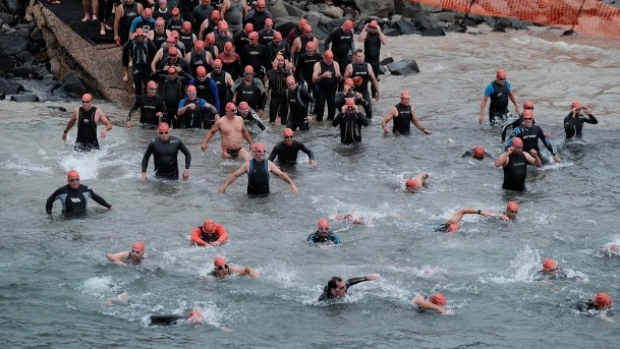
[219,162,250,193]
[230,265,258,278]
[107,251,130,266]
[411,295,447,314]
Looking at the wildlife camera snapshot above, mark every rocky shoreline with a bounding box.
[0,0,615,106]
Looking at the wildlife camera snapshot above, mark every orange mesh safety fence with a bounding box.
[407,0,620,38]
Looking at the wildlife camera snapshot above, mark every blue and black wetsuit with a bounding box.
[75,107,100,151]
[484,80,511,124]
[46,184,112,215]
[247,159,269,195]
[307,231,341,245]
[506,125,557,162]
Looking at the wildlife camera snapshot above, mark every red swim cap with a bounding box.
[224,42,233,52]
[523,100,534,109]
[182,21,191,31]
[214,256,226,267]
[286,75,295,84]
[158,122,170,132]
[303,24,312,34]
[147,80,158,89]
[496,69,506,79]
[430,293,446,306]
[244,23,254,34]
[143,8,152,16]
[511,137,523,147]
[132,241,145,252]
[299,19,308,27]
[317,218,329,228]
[522,110,533,118]
[168,46,178,56]
[542,258,557,271]
[256,0,266,6]
[473,145,485,159]
[186,85,197,94]
[369,20,379,28]
[218,21,228,31]
[571,101,582,109]
[249,31,259,41]
[345,98,355,107]
[194,40,204,50]
[273,31,282,41]
[206,32,215,44]
[134,28,145,36]
[265,18,273,26]
[244,65,254,74]
[447,224,459,233]
[283,128,294,137]
[187,310,204,322]
[305,41,315,50]
[167,66,177,74]
[213,59,223,67]
[324,50,334,59]
[506,201,519,212]
[594,292,612,309]
[67,169,80,180]
[203,219,216,232]
[344,78,354,87]
[196,66,206,76]
[400,91,410,99]
[343,19,353,31]
[171,7,180,15]
[170,30,179,39]
[254,142,266,152]
[405,178,418,188]
[225,102,236,111]
[212,10,220,20]
[238,101,250,111]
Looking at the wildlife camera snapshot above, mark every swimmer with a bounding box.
[318,274,381,302]
[141,123,192,180]
[405,173,429,192]
[436,202,520,233]
[571,293,613,313]
[148,309,205,326]
[564,101,598,139]
[201,102,254,161]
[536,258,568,280]
[307,218,341,245]
[46,170,113,216]
[495,137,542,192]
[478,68,519,125]
[411,293,448,315]
[335,212,364,225]
[106,241,145,266]
[602,243,619,257]
[62,93,112,151]
[462,145,492,160]
[190,219,229,246]
[268,128,317,167]
[207,256,258,279]
[381,91,431,135]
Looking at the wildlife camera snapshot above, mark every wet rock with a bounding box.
[0,92,4,100]
[15,22,36,32]
[0,56,16,72]
[386,59,420,75]
[306,4,319,13]
[322,7,344,19]
[283,2,306,17]
[0,71,5,78]
[382,28,400,37]
[0,78,24,94]
[380,57,394,66]
[356,0,395,18]
[9,65,42,79]
[394,0,420,18]
[446,23,467,33]
[0,36,30,56]
[393,18,418,35]
[6,0,26,16]
[0,13,16,26]
[10,94,40,102]
[421,27,446,37]
[270,0,289,18]
[15,27,30,38]
[60,71,87,98]
[342,6,358,20]
[273,16,300,38]
[30,27,43,42]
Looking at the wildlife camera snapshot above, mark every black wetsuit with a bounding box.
[191,4,214,35]
[295,52,322,109]
[535,269,568,281]
[350,62,373,118]
[187,51,210,77]
[189,76,220,111]
[214,34,234,56]
[506,125,557,160]
[314,60,338,121]
[46,184,112,215]
[324,27,354,80]
[318,276,368,302]
[258,28,275,46]
[247,159,269,195]
[240,108,266,133]
[307,231,341,245]
[152,72,191,128]
[178,98,214,129]
[268,140,314,164]
[75,107,100,151]
[334,90,365,111]
[391,103,414,134]
[141,135,192,179]
[148,314,185,326]
[232,78,267,112]
[128,94,167,126]
[502,152,528,192]
[487,81,510,123]
[363,31,382,79]
[178,31,194,53]
[210,70,231,114]
[564,112,598,139]
[241,43,270,79]
[500,113,536,142]
[280,87,315,130]
[151,29,169,50]
[166,17,184,32]
[332,111,369,144]
[266,68,292,123]
[267,41,292,63]
[244,9,272,32]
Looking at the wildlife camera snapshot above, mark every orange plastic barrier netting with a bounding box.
[408,0,620,38]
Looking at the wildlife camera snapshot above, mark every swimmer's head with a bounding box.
[522,109,533,122]
[211,9,220,20]
[473,145,485,160]
[542,258,557,273]
[510,137,523,153]
[244,22,254,35]
[405,178,418,192]
[447,224,459,233]
[171,7,180,16]
[506,201,519,220]
[67,169,80,187]
[130,241,145,262]
[430,293,447,307]
[594,292,612,310]
[400,91,411,105]
[496,68,506,80]
[610,243,619,252]
[342,19,353,33]
[202,219,216,233]
[303,24,312,35]
[143,8,152,17]
[186,85,197,95]
[147,80,158,90]
[265,17,273,27]
[134,28,145,38]
[305,41,315,52]
[571,101,582,110]
[187,309,204,325]
[206,32,216,44]
[345,98,356,109]
[238,101,250,114]
[214,256,227,268]
[225,102,236,113]
[194,40,204,51]
[273,31,282,42]
[523,100,534,110]
[182,21,191,32]
[323,50,334,62]
[67,169,80,180]
[248,31,259,42]
[283,128,294,143]
[253,143,266,155]
[213,59,223,69]
[158,123,170,137]
[344,78,354,87]
[223,41,233,53]
[196,66,207,77]
[317,218,330,236]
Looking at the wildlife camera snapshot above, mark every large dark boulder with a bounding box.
[10,94,40,102]
[421,27,446,37]
[9,65,43,79]
[0,56,16,72]
[0,13,16,26]
[0,78,24,94]
[382,27,400,37]
[273,16,300,39]
[60,71,87,98]
[355,0,395,18]
[393,18,418,35]
[0,36,30,56]
[15,51,34,63]
[0,92,4,100]
[6,0,26,16]
[386,59,420,75]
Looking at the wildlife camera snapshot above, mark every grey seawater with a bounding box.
[1,30,619,348]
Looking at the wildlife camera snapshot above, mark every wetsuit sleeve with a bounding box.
[159,98,168,118]
[300,87,315,104]
[141,142,154,172]
[191,227,207,246]
[147,41,158,65]
[505,129,520,147]
[209,80,220,113]
[483,83,494,97]
[180,69,193,81]
[317,289,329,302]
[258,85,267,110]
[45,188,62,214]
[358,112,369,127]
[268,144,280,162]
[537,127,556,155]
[128,97,142,120]
[461,151,473,158]
[324,31,334,51]
[307,233,317,244]
[346,276,368,288]
[332,112,343,127]
[129,17,140,33]
[254,114,266,131]
[88,188,112,209]
[216,225,228,243]
[178,140,192,169]
[501,118,520,142]
[584,113,598,124]
[297,142,315,161]
[329,233,341,245]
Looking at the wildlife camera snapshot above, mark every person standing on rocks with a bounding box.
[344,49,380,119]
[244,0,272,32]
[324,19,355,88]
[114,0,143,46]
[220,0,247,37]
[291,24,319,65]
[62,93,113,151]
[122,28,158,98]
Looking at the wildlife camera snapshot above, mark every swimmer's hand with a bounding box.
[553,154,561,163]
[478,113,484,125]
[140,172,147,181]
[210,241,222,246]
[182,169,190,180]
[366,273,380,281]
[219,184,227,193]
[200,142,208,152]
[309,160,317,167]
[290,183,299,194]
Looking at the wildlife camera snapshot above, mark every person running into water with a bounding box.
[141,122,192,180]
[495,137,542,192]
[148,309,205,326]
[201,102,254,161]
[62,93,113,151]
[268,128,317,167]
[190,219,229,246]
[46,170,113,216]
[564,101,598,139]
[478,68,519,125]
[107,241,145,266]
[318,274,380,302]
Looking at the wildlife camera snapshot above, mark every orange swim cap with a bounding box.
[522,110,533,118]
[571,101,582,109]
[143,8,152,16]
[473,145,485,159]
[171,7,180,15]
[303,24,312,34]
[511,137,523,148]
[218,21,228,31]
[214,256,227,267]
[213,59,223,67]
[506,201,519,212]
[323,50,333,60]
[224,42,233,52]
[594,292,612,309]
[134,28,145,36]
[317,218,329,228]
[182,21,191,31]
[299,19,307,27]
[523,100,534,109]
[206,32,216,44]
[305,41,315,50]
[168,46,178,56]
[345,98,356,107]
[343,20,353,31]
[244,23,254,34]
[344,78,354,87]
[186,85,197,94]
[256,0,266,6]
[542,258,557,271]
[369,20,379,28]
[273,31,282,41]
[249,31,259,40]
[405,178,418,188]
[283,128,294,137]
[67,169,80,180]
[158,122,170,132]
[447,224,459,233]
[430,293,447,306]
[147,80,158,89]
[400,91,410,99]
[265,18,273,26]
[194,40,205,50]
[254,142,266,152]
[244,65,254,74]
[203,219,216,232]
[496,69,506,79]
[225,102,236,111]
[196,66,207,76]
[132,241,145,252]
[212,10,220,20]
[238,101,250,111]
